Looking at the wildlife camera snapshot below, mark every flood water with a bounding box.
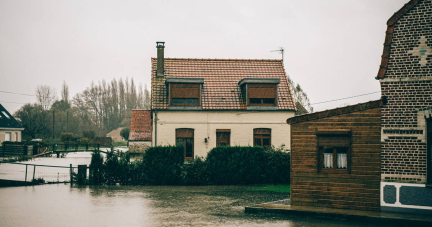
[0,184,397,227]
[0,154,397,227]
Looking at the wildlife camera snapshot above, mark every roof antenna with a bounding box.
[271,47,284,62]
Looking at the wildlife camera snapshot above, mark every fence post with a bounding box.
[70,164,73,185]
[33,165,36,182]
[25,164,28,182]
[77,165,87,185]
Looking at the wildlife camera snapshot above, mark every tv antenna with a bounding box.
[271,47,284,62]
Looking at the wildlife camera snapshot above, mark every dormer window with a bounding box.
[238,78,280,107]
[166,78,204,107]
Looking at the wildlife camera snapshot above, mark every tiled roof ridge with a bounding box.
[376,0,421,80]
[286,99,384,125]
[151,57,283,62]
[280,61,297,112]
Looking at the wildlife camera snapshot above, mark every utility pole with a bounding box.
[66,110,69,132]
[52,110,55,139]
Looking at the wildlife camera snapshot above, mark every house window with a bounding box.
[317,130,351,172]
[176,128,194,160]
[170,84,201,106]
[216,129,230,147]
[15,132,18,142]
[5,132,11,142]
[253,128,271,147]
[427,118,432,184]
[247,84,277,106]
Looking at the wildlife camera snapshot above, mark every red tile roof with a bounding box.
[376,0,420,79]
[151,58,296,110]
[129,110,152,141]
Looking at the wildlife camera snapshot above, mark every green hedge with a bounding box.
[87,145,290,186]
[206,146,267,184]
[142,146,184,185]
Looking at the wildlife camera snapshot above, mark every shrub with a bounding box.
[182,157,208,185]
[206,146,267,185]
[120,128,130,141]
[60,133,74,144]
[89,150,104,185]
[142,146,184,185]
[263,146,290,184]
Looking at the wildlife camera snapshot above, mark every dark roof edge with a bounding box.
[152,108,295,112]
[238,78,280,86]
[286,99,385,125]
[376,0,421,80]
[151,57,283,62]
[166,78,205,84]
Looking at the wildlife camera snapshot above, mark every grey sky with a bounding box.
[0,0,408,114]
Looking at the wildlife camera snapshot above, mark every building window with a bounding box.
[216,129,230,147]
[15,132,18,142]
[427,118,432,184]
[317,130,351,172]
[253,128,271,147]
[176,128,194,160]
[247,84,277,106]
[5,132,11,142]
[170,84,201,106]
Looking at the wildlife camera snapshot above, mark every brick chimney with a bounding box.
[156,42,165,77]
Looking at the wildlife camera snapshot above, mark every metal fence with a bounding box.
[0,162,79,183]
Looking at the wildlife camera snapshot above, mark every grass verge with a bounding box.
[247,184,291,193]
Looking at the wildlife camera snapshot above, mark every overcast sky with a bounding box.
[0,0,408,114]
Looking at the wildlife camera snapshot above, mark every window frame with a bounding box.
[4,132,11,142]
[247,84,278,106]
[176,128,194,160]
[316,130,351,173]
[216,129,231,147]
[253,128,271,147]
[169,83,201,107]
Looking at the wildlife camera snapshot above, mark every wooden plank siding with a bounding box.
[289,105,381,211]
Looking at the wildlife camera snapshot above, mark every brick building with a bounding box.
[377,0,432,214]
[287,100,383,211]
[129,110,152,154]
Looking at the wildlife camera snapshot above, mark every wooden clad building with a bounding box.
[286,100,383,211]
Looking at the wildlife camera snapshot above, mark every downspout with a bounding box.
[154,109,157,146]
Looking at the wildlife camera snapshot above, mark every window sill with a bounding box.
[169,106,203,110]
[246,106,279,110]
[319,168,350,174]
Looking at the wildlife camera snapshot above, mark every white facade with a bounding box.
[152,110,294,158]
[0,129,22,143]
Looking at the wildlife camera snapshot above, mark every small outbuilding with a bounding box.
[129,110,152,154]
[286,99,384,211]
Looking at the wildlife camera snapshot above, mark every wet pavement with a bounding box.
[247,201,432,226]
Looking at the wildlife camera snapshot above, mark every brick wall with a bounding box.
[380,0,432,184]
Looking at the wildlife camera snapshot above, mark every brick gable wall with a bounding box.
[380,0,432,183]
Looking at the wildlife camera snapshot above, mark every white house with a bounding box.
[0,104,24,143]
[151,42,296,159]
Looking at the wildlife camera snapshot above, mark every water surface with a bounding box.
[0,184,396,227]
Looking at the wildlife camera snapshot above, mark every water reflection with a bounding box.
[0,184,395,227]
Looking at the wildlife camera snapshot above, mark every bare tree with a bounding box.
[61,81,69,103]
[36,85,57,110]
[287,76,313,115]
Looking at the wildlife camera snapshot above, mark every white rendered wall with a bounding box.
[152,111,294,158]
[0,129,22,143]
